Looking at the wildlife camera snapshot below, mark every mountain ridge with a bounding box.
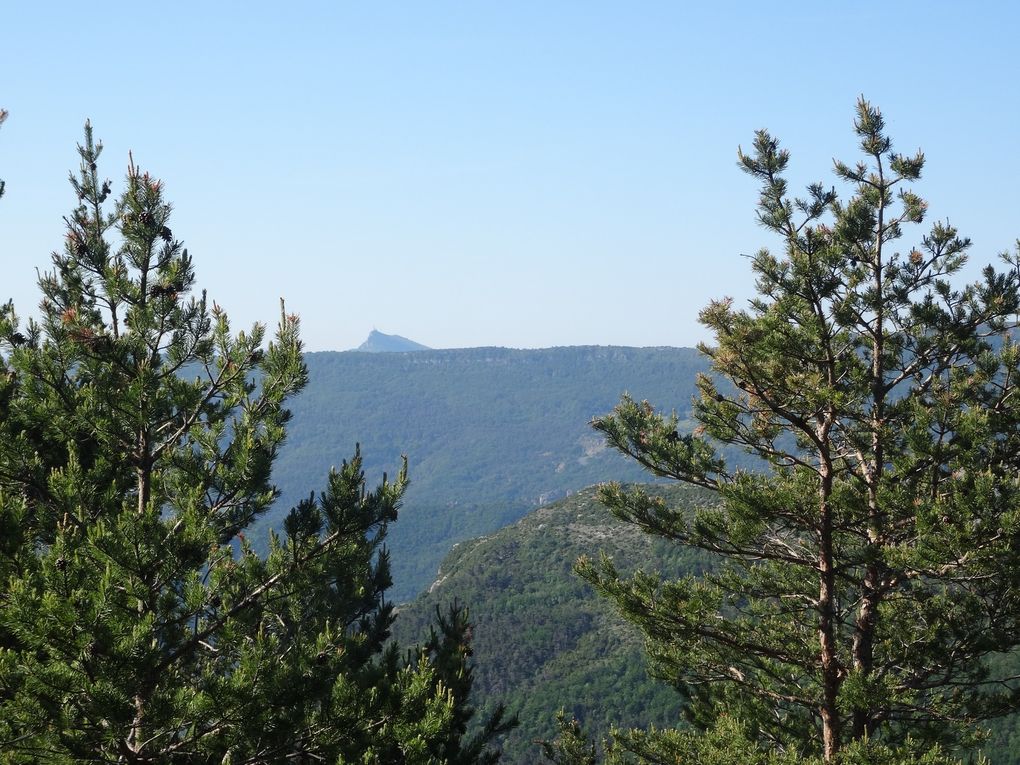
[259,344,713,600]
[355,329,431,353]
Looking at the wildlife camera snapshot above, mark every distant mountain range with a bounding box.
[355,329,431,353]
[260,338,1020,762]
[257,343,713,601]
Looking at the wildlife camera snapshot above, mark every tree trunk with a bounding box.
[819,466,841,761]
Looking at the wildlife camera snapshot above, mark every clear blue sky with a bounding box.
[3,2,1018,351]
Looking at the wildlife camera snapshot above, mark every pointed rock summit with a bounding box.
[355,330,430,353]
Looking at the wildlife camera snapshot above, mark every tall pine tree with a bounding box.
[584,99,1020,762]
[0,124,508,763]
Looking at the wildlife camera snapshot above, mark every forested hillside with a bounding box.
[392,484,717,763]
[258,346,711,600]
[394,484,1020,765]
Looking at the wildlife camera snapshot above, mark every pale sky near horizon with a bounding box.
[2,2,1019,352]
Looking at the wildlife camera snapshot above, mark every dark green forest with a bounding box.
[0,125,512,763]
[262,345,711,601]
[393,485,717,762]
[396,486,1020,764]
[7,101,1020,764]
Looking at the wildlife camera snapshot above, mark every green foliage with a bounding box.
[394,486,715,763]
[540,713,601,765]
[586,99,1020,761]
[417,603,519,765]
[265,345,714,601]
[0,107,6,199]
[0,125,505,763]
[541,715,968,765]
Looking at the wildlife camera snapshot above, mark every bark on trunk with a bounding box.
[819,466,841,761]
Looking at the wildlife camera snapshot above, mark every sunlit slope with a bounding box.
[260,345,709,601]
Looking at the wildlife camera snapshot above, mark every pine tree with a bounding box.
[417,603,517,765]
[583,99,1020,762]
[0,124,506,763]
